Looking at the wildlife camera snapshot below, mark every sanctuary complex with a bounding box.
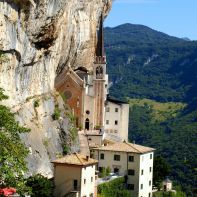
[53,16,155,197]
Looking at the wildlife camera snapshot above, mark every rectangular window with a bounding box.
[73,180,78,190]
[106,107,110,112]
[150,167,152,172]
[100,153,104,160]
[149,193,151,197]
[115,108,119,112]
[128,169,135,176]
[150,154,153,159]
[89,194,93,197]
[91,177,93,182]
[106,120,109,125]
[141,169,144,175]
[128,155,134,162]
[141,184,143,190]
[149,180,151,186]
[114,154,120,161]
[115,120,118,125]
[84,179,86,184]
[128,184,134,190]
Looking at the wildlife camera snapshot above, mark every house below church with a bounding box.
[91,141,155,197]
[52,153,98,197]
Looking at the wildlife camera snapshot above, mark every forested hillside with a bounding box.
[105,24,197,196]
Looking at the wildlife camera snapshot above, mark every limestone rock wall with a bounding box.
[0,0,112,176]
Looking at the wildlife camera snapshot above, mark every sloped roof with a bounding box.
[93,141,155,154]
[107,96,129,105]
[52,153,98,166]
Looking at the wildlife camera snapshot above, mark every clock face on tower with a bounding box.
[96,66,103,79]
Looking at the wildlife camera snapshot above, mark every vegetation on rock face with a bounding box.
[66,111,78,142]
[98,177,130,197]
[52,104,61,120]
[33,99,40,108]
[105,24,197,195]
[0,88,30,194]
[26,174,54,197]
[0,52,9,64]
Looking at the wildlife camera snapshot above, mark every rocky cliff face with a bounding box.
[0,0,112,177]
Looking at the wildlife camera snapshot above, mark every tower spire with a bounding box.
[96,13,105,57]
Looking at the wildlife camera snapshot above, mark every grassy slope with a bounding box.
[129,98,186,122]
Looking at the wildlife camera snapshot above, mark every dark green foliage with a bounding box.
[98,177,130,197]
[26,174,54,197]
[129,106,197,194]
[105,24,197,104]
[0,88,30,194]
[105,24,197,195]
[153,156,171,189]
[33,99,39,108]
[66,112,78,141]
[100,167,110,178]
[106,166,111,176]
[62,144,70,155]
[52,105,61,120]
[153,191,186,197]
[129,104,197,195]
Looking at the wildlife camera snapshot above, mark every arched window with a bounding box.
[85,118,90,130]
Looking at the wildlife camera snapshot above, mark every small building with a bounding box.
[105,96,129,142]
[91,142,155,197]
[162,178,172,192]
[52,153,98,197]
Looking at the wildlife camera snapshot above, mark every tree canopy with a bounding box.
[0,88,30,194]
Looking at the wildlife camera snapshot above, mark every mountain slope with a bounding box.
[105,24,197,195]
[105,24,197,104]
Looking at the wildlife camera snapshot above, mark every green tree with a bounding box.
[106,166,111,176]
[153,156,171,190]
[0,88,30,194]
[98,177,130,197]
[26,174,54,197]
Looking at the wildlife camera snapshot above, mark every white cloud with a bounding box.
[114,0,159,4]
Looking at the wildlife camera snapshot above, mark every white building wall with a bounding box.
[127,154,141,197]
[119,104,129,141]
[54,165,81,197]
[105,102,129,142]
[83,94,95,130]
[138,152,154,197]
[105,102,121,135]
[80,165,96,197]
[92,150,154,197]
[93,150,128,176]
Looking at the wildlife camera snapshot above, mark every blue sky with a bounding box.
[105,0,197,40]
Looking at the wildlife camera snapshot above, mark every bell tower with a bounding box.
[93,14,106,128]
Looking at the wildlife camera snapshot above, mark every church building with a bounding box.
[55,15,129,143]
